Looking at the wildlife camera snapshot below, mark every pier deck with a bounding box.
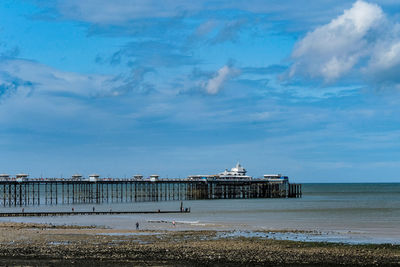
[0,179,302,206]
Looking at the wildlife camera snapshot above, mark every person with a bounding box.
[72,207,74,212]
[172,220,176,227]
[22,208,24,213]
[92,206,95,212]
[136,222,139,230]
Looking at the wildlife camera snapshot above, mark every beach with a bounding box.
[0,222,399,266]
[1,183,399,244]
[0,183,399,265]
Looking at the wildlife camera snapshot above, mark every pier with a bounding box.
[0,179,302,207]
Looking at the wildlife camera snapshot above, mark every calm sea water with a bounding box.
[1,183,399,244]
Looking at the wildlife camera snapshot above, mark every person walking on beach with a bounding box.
[72,207,74,212]
[92,206,95,212]
[172,220,176,227]
[136,222,139,230]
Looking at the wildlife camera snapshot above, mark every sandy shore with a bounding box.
[0,222,399,266]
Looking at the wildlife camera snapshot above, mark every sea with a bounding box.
[0,183,399,244]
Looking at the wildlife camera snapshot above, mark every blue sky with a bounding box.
[1,0,400,182]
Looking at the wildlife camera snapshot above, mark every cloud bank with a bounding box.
[289,0,400,89]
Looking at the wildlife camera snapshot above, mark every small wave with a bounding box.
[175,220,200,224]
[147,220,200,224]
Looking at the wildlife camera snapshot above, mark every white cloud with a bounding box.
[290,0,384,82]
[289,0,400,90]
[0,59,126,98]
[37,0,359,30]
[203,65,240,94]
[363,25,400,86]
[56,0,196,23]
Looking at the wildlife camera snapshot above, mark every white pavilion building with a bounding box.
[188,162,252,181]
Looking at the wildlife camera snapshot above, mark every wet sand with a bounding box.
[0,222,399,266]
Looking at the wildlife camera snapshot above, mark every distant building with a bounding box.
[188,162,252,181]
[187,175,218,181]
[0,174,10,180]
[71,174,82,180]
[149,174,159,182]
[16,174,29,182]
[88,174,100,182]
[263,174,288,184]
[218,163,252,180]
[188,163,291,183]
[133,175,143,180]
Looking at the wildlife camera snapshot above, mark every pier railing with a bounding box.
[0,179,302,206]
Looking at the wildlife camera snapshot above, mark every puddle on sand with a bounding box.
[95,232,163,236]
[216,230,400,245]
[48,241,70,245]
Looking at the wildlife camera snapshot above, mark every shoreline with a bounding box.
[2,215,399,245]
[0,222,399,266]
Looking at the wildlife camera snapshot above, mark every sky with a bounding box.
[1,0,400,182]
